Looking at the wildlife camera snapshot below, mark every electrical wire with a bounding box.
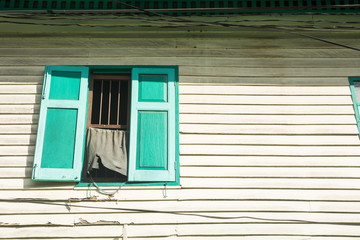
[1,13,360,30]
[1,1,359,51]
[108,0,360,51]
[0,2,359,228]
[1,3,360,14]
[88,173,126,196]
[0,198,360,226]
[2,12,360,25]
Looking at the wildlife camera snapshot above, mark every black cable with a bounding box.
[102,0,360,51]
[1,198,360,226]
[0,16,359,51]
[1,3,360,14]
[274,28,360,51]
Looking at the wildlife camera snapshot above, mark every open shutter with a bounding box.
[349,77,360,136]
[32,66,89,181]
[128,68,176,182]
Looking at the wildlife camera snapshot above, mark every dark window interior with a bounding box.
[82,73,131,183]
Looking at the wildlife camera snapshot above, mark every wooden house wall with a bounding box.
[0,25,360,239]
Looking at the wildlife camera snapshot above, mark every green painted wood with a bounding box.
[349,77,360,136]
[137,111,168,170]
[32,65,89,182]
[139,74,167,102]
[41,108,77,169]
[128,67,177,182]
[49,71,80,100]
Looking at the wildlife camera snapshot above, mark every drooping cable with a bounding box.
[1,198,360,226]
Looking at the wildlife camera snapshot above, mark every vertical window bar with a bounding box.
[108,80,112,125]
[99,80,104,124]
[127,79,131,128]
[117,79,121,126]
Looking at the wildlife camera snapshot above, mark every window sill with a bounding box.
[75,181,181,188]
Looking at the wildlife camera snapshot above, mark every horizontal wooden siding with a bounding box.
[0,24,360,239]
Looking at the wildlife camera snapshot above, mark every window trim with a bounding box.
[33,65,180,187]
[349,77,360,136]
[79,66,180,187]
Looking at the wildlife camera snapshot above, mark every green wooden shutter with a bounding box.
[32,66,89,181]
[128,68,177,182]
[349,77,360,136]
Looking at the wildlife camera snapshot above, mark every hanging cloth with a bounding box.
[86,127,128,176]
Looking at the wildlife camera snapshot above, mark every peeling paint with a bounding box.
[75,218,121,226]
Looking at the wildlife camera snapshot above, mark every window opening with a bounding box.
[82,73,131,183]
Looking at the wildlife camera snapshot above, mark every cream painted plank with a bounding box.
[180,166,360,178]
[20,239,118,240]
[4,199,360,217]
[170,56,360,68]
[179,105,354,114]
[180,134,360,145]
[180,156,360,167]
[311,201,360,212]
[0,189,360,201]
[180,124,358,135]
[3,177,360,190]
[0,124,37,134]
[0,66,44,76]
[88,48,360,58]
[179,238,360,240]
[132,238,279,240]
[0,200,312,214]
[4,200,360,215]
[0,189,181,201]
[0,48,89,57]
[0,201,174,214]
[127,223,360,237]
[0,38,177,48]
[127,211,360,224]
[0,225,123,238]
[127,224,177,238]
[176,189,360,201]
[2,212,360,226]
[0,76,43,84]
[0,134,35,145]
[0,146,34,156]
[0,94,40,104]
[181,67,360,77]
[179,76,350,85]
[176,223,360,236]
[0,167,32,178]
[0,114,38,124]
[180,145,360,156]
[0,156,33,167]
[0,179,77,189]
[180,95,352,105]
[179,114,356,125]
[0,57,95,66]
[0,104,39,114]
[1,27,358,39]
[180,178,360,189]
[177,237,360,240]
[10,239,117,240]
[0,85,41,94]
[1,57,360,68]
[179,85,351,95]
[0,38,357,49]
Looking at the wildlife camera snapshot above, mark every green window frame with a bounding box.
[32,65,179,186]
[349,77,360,136]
